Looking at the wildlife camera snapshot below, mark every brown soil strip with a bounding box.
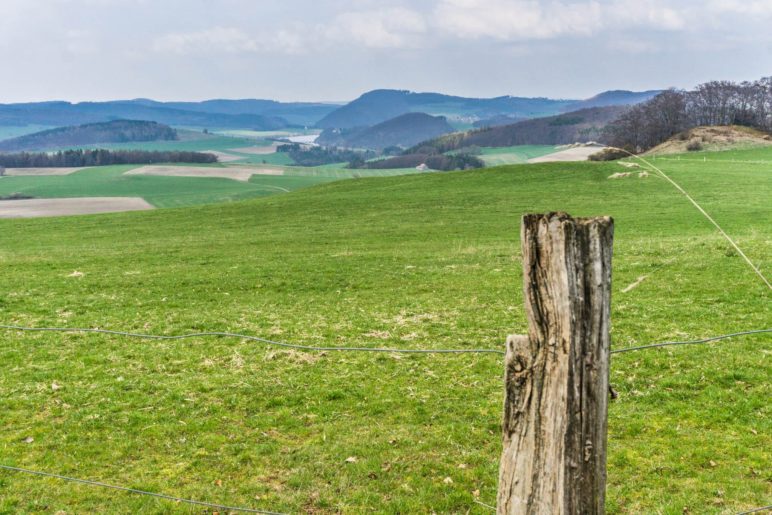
[124,165,284,182]
[229,143,280,155]
[0,197,154,218]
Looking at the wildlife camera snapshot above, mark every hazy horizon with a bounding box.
[1,0,770,103]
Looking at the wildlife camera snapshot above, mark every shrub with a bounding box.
[588,148,629,161]
[686,140,703,151]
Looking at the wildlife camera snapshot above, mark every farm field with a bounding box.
[0,163,431,212]
[478,145,559,166]
[0,147,769,512]
[0,165,333,209]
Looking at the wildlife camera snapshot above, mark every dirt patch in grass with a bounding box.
[0,197,153,218]
[528,145,608,163]
[124,165,284,182]
[3,167,87,176]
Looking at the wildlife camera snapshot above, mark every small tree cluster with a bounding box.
[605,77,772,152]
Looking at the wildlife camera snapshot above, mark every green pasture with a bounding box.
[0,149,769,513]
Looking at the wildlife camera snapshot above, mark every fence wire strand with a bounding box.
[610,329,772,354]
[737,505,772,515]
[1,324,769,356]
[1,323,770,513]
[0,464,285,514]
[0,324,506,355]
[609,146,772,290]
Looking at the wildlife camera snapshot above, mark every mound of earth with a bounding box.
[645,126,772,155]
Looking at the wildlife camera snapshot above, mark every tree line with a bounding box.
[277,143,375,167]
[604,77,772,152]
[0,149,217,168]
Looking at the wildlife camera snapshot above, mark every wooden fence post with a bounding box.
[497,212,614,514]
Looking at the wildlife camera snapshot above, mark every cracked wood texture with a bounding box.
[497,212,613,515]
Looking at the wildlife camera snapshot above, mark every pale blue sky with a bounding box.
[1,0,770,102]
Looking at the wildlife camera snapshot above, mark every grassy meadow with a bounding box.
[0,148,770,513]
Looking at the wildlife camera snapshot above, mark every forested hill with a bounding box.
[0,120,177,152]
[316,112,455,150]
[315,90,575,129]
[408,106,628,153]
[564,90,662,111]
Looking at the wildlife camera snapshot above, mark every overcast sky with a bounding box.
[1,0,771,103]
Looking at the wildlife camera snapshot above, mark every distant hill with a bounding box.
[564,90,663,111]
[0,101,298,130]
[408,105,629,154]
[126,99,339,127]
[473,114,526,128]
[316,112,455,150]
[315,89,576,129]
[0,120,177,152]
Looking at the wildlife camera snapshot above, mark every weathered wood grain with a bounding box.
[498,212,614,514]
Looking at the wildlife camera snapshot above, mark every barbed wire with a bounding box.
[0,464,284,514]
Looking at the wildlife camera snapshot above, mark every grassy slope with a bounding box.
[0,152,770,513]
[478,145,560,166]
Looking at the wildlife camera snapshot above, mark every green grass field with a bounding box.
[0,148,769,513]
[0,164,429,209]
[478,145,560,166]
[648,145,772,163]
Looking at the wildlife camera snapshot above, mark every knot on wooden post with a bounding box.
[498,212,613,515]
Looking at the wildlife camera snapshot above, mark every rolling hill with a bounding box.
[564,89,662,111]
[315,89,576,129]
[0,120,178,152]
[315,89,664,130]
[409,105,628,154]
[316,112,455,150]
[125,98,339,127]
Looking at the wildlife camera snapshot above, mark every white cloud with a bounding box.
[433,0,686,41]
[707,0,772,16]
[154,7,429,55]
[325,7,428,48]
[154,27,262,54]
[435,0,603,40]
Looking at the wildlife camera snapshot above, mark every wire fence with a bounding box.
[1,324,769,356]
[0,323,770,513]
